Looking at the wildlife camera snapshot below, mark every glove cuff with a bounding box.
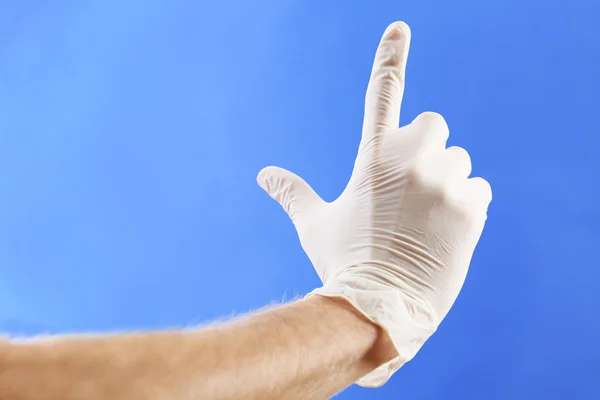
[307,269,438,387]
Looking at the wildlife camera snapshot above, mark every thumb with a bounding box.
[257,166,323,224]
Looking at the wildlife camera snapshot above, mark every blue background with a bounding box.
[1,0,598,398]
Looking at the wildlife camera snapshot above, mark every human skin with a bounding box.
[0,295,396,400]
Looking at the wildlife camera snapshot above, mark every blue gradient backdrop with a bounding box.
[1,1,598,398]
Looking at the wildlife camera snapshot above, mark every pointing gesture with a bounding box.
[363,21,411,139]
[259,22,492,387]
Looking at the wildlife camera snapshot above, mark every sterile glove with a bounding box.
[257,21,492,387]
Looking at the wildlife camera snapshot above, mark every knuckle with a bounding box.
[472,176,492,193]
[445,146,472,172]
[469,177,493,204]
[412,112,450,145]
[446,146,470,162]
[418,111,447,127]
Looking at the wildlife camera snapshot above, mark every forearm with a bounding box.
[0,295,396,400]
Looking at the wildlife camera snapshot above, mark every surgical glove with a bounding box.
[258,21,492,387]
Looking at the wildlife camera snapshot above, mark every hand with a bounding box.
[257,21,491,387]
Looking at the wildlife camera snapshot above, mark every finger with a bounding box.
[409,111,450,150]
[466,177,492,207]
[362,21,411,140]
[257,166,323,225]
[444,146,472,180]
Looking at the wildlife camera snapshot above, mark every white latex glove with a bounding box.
[257,21,492,387]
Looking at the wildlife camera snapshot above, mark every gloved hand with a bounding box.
[257,21,492,387]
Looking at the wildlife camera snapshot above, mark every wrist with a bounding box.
[309,273,437,387]
[325,264,439,328]
[306,295,398,367]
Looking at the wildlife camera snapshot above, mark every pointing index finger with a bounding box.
[362,21,411,140]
